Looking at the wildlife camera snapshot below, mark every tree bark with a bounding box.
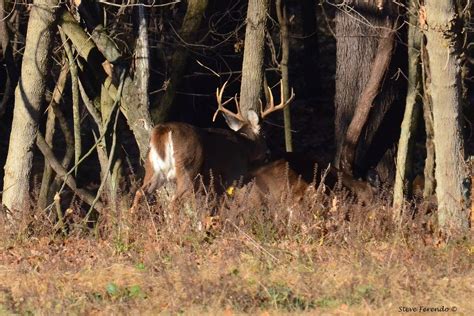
[334,0,400,179]
[339,19,395,175]
[393,1,423,211]
[239,0,269,117]
[2,0,59,212]
[151,0,209,123]
[425,0,469,234]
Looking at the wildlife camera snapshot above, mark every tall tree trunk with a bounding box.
[276,0,292,152]
[393,1,423,212]
[334,0,401,180]
[421,42,436,198]
[425,0,469,234]
[2,0,59,212]
[339,20,395,175]
[151,0,209,123]
[239,0,269,117]
[38,61,70,210]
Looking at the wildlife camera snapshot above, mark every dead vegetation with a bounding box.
[0,181,472,315]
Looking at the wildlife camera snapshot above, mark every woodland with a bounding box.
[0,0,473,314]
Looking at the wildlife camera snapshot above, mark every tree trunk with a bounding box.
[339,19,395,175]
[59,10,152,161]
[393,0,423,211]
[2,0,59,212]
[425,0,469,234]
[239,0,269,117]
[60,30,82,176]
[151,0,209,123]
[334,0,401,180]
[421,42,436,198]
[38,61,70,210]
[276,0,292,152]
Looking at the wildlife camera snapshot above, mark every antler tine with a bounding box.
[261,80,295,118]
[213,81,245,122]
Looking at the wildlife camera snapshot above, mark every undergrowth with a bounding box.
[0,182,472,315]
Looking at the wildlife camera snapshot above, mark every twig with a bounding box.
[226,219,279,263]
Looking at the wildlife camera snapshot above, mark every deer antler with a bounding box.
[261,80,295,118]
[213,81,245,123]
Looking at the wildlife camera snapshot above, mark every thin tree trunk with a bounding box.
[393,1,423,212]
[276,0,292,152]
[60,31,82,176]
[38,61,70,210]
[421,42,436,198]
[151,0,209,123]
[425,0,469,234]
[2,0,59,212]
[239,0,269,117]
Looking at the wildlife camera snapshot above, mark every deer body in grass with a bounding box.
[245,155,376,206]
[131,81,295,211]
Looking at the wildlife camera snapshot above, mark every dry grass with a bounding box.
[0,184,473,315]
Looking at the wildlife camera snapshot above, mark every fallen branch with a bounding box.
[36,133,105,213]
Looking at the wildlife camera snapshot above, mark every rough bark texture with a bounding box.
[393,1,423,211]
[152,0,209,123]
[2,0,59,212]
[334,0,402,180]
[120,5,153,161]
[340,19,395,175]
[239,0,269,118]
[425,0,469,233]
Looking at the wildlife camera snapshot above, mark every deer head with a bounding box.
[212,80,295,163]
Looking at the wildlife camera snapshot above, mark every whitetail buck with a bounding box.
[131,81,295,211]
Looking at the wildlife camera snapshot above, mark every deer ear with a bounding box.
[246,110,260,134]
[222,113,244,132]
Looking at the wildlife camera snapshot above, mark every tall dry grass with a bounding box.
[0,179,472,314]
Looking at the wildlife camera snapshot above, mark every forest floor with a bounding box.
[0,187,472,315]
